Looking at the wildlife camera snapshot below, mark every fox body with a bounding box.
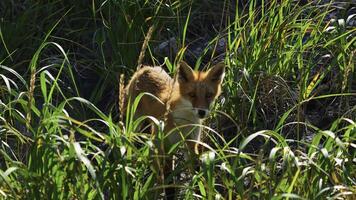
[124,61,225,152]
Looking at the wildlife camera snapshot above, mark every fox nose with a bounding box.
[197,109,207,119]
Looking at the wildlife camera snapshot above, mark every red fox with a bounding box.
[124,61,225,153]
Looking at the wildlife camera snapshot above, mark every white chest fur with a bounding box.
[168,98,202,144]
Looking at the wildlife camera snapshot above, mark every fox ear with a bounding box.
[207,62,225,82]
[177,61,194,83]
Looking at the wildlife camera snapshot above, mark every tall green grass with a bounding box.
[0,0,355,199]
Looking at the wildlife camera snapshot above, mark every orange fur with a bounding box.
[124,61,225,152]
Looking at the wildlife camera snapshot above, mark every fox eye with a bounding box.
[188,92,196,98]
[206,92,214,98]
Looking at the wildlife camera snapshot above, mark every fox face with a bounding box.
[176,61,225,119]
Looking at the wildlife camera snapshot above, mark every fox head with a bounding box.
[176,61,225,119]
